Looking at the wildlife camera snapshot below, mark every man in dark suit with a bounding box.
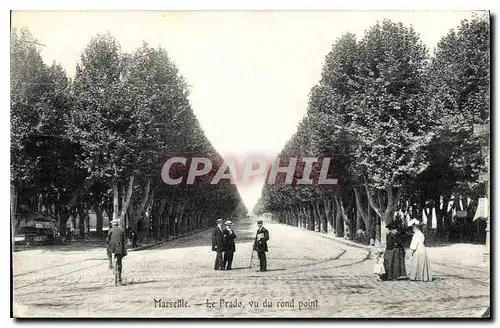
[211,219,225,270]
[106,219,127,284]
[223,220,236,270]
[253,220,269,272]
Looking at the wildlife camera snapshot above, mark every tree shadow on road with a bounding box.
[122,280,158,286]
[15,242,106,253]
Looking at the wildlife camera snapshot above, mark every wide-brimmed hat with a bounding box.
[224,220,233,225]
[110,219,120,225]
[407,219,424,227]
[216,219,223,224]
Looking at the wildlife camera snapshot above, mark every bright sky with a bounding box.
[11,10,484,211]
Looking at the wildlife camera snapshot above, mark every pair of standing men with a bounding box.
[211,219,236,270]
[211,218,270,272]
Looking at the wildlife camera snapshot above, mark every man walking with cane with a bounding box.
[253,220,269,272]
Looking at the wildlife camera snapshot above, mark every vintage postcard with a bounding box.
[10,10,490,318]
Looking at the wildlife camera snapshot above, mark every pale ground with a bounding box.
[427,244,489,268]
[12,217,490,318]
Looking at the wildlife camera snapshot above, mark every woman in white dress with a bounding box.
[407,219,432,282]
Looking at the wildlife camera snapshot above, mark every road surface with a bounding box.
[12,217,490,318]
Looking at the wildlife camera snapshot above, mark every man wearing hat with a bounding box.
[106,218,127,284]
[253,220,270,272]
[211,219,225,270]
[223,220,237,270]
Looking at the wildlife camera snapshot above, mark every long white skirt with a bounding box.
[408,246,432,282]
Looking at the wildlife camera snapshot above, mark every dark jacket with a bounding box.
[106,226,127,256]
[212,226,224,252]
[385,232,405,251]
[223,229,236,252]
[253,227,269,252]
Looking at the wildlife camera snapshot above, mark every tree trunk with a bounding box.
[156,198,168,239]
[307,203,314,231]
[298,205,305,228]
[38,194,43,213]
[354,187,370,228]
[129,179,151,235]
[113,181,119,221]
[365,185,402,247]
[195,209,202,230]
[86,208,91,233]
[334,195,343,237]
[11,184,19,248]
[59,211,69,237]
[78,205,86,240]
[356,207,363,237]
[179,202,187,234]
[174,204,181,236]
[313,201,322,233]
[95,207,103,239]
[424,203,433,230]
[292,205,299,227]
[325,199,333,234]
[313,202,321,232]
[433,196,444,239]
[338,195,352,239]
[119,176,135,228]
[302,205,309,229]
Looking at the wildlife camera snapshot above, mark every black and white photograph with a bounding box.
[10,9,490,318]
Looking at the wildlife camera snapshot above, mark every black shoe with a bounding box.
[226,268,232,270]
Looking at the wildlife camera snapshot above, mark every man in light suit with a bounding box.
[211,219,225,270]
[253,220,270,272]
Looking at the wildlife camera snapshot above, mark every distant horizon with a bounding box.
[11,10,486,210]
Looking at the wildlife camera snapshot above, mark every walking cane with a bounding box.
[249,249,255,268]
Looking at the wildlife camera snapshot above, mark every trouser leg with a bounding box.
[223,252,228,269]
[117,254,123,281]
[107,250,112,268]
[226,252,234,269]
[228,252,234,269]
[220,252,225,270]
[215,251,223,270]
[258,252,265,271]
